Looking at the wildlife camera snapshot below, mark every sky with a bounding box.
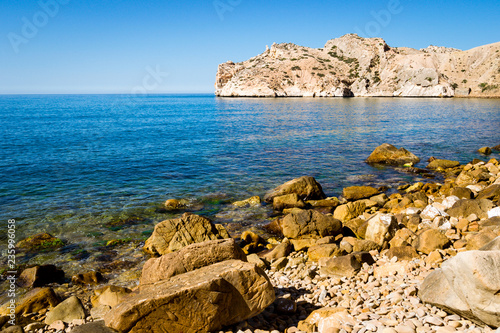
[1,0,499,94]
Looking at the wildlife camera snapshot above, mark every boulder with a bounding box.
[5,288,60,316]
[308,244,344,261]
[342,237,380,252]
[263,176,326,203]
[427,159,460,170]
[366,143,420,166]
[478,147,492,155]
[272,193,307,211]
[17,265,65,288]
[480,236,500,251]
[466,230,498,251]
[342,186,380,201]
[415,229,451,254]
[476,184,500,202]
[419,250,500,327]
[91,286,133,308]
[450,187,474,199]
[306,198,340,208]
[386,246,419,261]
[141,239,246,285]
[143,213,230,256]
[364,213,397,246]
[71,271,104,286]
[45,296,86,325]
[333,201,366,222]
[104,260,275,333]
[70,320,116,333]
[281,209,342,239]
[263,239,293,262]
[320,254,361,278]
[446,199,494,220]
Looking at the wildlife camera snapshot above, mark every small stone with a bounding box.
[49,320,66,331]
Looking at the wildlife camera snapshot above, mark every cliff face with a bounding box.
[215,34,500,98]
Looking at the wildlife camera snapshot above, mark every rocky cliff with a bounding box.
[215,34,500,97]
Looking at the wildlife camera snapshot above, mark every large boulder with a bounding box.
[476,184,500,202]
[333,201,366,222]
[272,193,307,211]
[45,296,86,325]
[0,288,60,317]
[342,186,380,201]
[263,176,326,203]
[364,213,397,246]
[366,143,420,166]
[104,260,275,333]
[281,209,342,239]
[415,229,451,254]
[141,239,246,285]
[143,213,230,256]
[446,199,494,220]
[419,250,500,327]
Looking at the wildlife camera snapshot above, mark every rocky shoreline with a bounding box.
[1,143,500,332]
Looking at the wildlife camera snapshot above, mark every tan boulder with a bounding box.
[272,193,307,211]
[0,288,60,317]
[364,213,397,246]
[263,239,293,262]
[232,196,261,207]
[334,201,366,222]
[45,296,86,325]
[478,147,492,155]
[263,176,326,203]
[366,143,420,166]
[415,229,451,254]
[446,199,494,220]
[419,250,500,327]
[342,186,380,201]
[91,285,132,308]
[281,209,342,239]
[143,213,230,256]
[104,260,275,333]
[307,244,344,261]
[319,252,374,278]
[386,246,418,261]
[141,238,246,285]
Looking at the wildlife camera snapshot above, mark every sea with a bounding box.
[0,94,499,281]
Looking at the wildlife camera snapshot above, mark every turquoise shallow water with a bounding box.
[0,95,499,273]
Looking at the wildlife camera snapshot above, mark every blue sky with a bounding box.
[1,0,499,94]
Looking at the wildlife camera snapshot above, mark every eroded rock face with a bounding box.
[419,250,500,327]
[143,213,230,256]
[140,239,247,285]
[264,176,326,203]
[215,34,499,98]
[342,186,380,201]
[104,260,275,333]
[366,143,420,166]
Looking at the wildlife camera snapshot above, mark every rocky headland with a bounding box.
[1,144,500,332]
[215,34,500,98]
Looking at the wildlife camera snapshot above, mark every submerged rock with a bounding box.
[427,159,460,169]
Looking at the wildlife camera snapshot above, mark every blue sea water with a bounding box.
[0,94,499,270]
